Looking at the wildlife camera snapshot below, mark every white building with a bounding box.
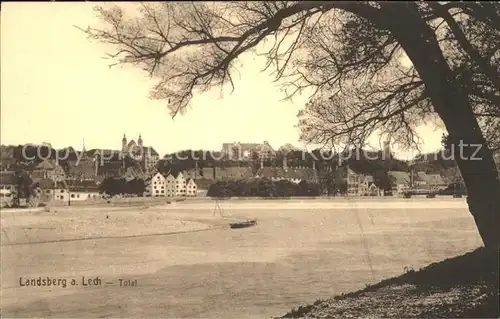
[186,178,197,196]
[166,172,187,197]
[121,134,160,173]
[221,141,275,161]
[33,179,69,202]
[67,180,101,201]
[146,172,166,197]
[146,171,198,197]
[165,173,177,197]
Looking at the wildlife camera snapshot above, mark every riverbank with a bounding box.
[279,247,499,318]
[0,195,466,211]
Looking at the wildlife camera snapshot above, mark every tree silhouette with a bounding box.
[12,169,34,207]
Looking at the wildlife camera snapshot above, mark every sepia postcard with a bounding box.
[1,2,499,318]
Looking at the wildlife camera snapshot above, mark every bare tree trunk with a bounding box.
[381,4,500,249]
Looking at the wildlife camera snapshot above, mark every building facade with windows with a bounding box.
[145,171,198,197]
[121,134,159,173]
[33,179,69,202]
[146,172,167,197]
[221,141,275,161]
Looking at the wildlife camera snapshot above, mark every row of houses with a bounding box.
[144,172,198,197]
[387,170,448,194]
[0,161,452,205]
[0,162,203,206]
[0,170,102,206]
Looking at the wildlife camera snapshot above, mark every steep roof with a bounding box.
[95,175,105,185]
[145,146,159,156]
[174,171,184,179]
[165,173,176,180]
[35,159,56,170]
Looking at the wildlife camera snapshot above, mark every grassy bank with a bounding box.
[279,248,499,318]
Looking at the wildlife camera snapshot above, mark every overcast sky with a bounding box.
[1,2,446,159]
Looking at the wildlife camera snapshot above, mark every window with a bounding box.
[71,194,75,198]
[60,189,64,193]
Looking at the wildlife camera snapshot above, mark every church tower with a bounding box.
[122,134,127,152]
[81,139,87,160]
[383,140,391,160]
[138,134,143,147]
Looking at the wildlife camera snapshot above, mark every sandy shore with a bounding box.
[0,206,226,246]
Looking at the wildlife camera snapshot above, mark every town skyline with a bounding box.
[1,2,445,160]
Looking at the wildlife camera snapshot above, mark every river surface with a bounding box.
[1,199,482,318]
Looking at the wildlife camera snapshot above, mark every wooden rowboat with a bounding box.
[229,219,257,229]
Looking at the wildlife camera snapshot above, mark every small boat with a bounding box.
[229,219,257,229]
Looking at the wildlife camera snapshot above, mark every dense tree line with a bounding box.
[207,179,321,197]
[10,170,35,207]
[98,178,146,196]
